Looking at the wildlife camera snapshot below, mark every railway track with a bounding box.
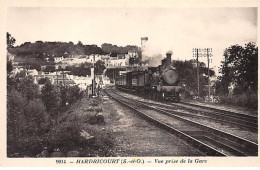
[104,88,258,157]
[131,97,257,132]
[117,88,258,132]
[178,102,258,130]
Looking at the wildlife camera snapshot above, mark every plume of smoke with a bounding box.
[141,40,164,66]
[143,54,163,67]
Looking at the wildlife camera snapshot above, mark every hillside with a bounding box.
[8,41,141,59]
[101,43,141,56]
[8,41,105,58]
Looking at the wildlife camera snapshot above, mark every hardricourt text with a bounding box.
[76,159,120,164]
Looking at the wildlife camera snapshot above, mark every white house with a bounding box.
[73,75,92,90]
[54,56,64,63]
[7,52,15,61]
[108,54,128,67]
[27,69,38,76]
[10,67,24,77]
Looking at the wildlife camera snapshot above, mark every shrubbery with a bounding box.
[219,93,257,110]
[7,68,84,157]
[41,81,83,120]
[25,99,50,133]
[7,89,28,139]
[7,89,50,157]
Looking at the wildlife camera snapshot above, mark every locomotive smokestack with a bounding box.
[163,51,172,68]
[166,50,172,62]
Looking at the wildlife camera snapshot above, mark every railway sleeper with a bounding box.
[108,96,226,156]
[105,89,257,157]
[194,136,247,156]
[181,102,258,124]
[180,131,248,156]
[160,107,257,132]
[208,132,258,156]
[152,108,258,156]
[181,130,205,137]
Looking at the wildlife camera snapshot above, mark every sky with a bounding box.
[7,7,257,73]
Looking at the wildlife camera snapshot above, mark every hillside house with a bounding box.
[27,69,38,76]
[54,56,64,63]
[108,54,128,67]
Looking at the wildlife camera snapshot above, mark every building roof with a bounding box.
[54,56,64,58]
[54,75,70,80]
[117,54,126,59]
[63,80,76,85]
[110,55,126,60]
[128,50,136,53]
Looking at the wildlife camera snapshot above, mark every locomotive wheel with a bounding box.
[157,92,165,101]
[162,92,165,101]
[174,98,180,102]
[152,92,156,100]
[152,91,157,100]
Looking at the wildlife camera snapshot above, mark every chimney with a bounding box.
[164,51,172,68]
[166,51,172,62]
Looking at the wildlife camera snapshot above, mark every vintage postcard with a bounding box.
[0,0,260,167]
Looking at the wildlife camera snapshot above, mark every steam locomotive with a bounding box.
[115,52,183,102]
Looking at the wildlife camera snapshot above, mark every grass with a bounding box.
[219,93,258,110]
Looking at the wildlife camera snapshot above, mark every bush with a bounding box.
[38,77,49,84]
[41,81,61,113]
[47,122,84,149]
[44,65,55,72]
[219,93,257,110]
[7,89,51,157]
[60,85,83,107]
[8,71,40,100]
[7,89,27,139]
[67,86,83,105]
[25,99,50,134]
[7,90,50,137]
[7,68,85,156]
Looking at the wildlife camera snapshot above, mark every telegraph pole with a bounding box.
[196,49,199,96]
[206,48,213,98]
[193,48,213,99]
[62,70,65,85]
[193,48,200,96]
[92,54,96,96]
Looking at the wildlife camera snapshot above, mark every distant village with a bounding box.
[7,49,140,93]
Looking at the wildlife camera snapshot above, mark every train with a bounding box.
[115,52,183,102]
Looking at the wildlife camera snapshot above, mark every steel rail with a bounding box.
[104,89,227,156]
[107,89,258,156]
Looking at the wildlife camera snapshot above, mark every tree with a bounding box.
[38,77,49,84]
[8,41,104,58]
[67,86,82,105]
[95,60,106,75]
[49,57,55,62]
[16,76,40,100]
[7,87,48,140]
[7,32,16,48]
[7,60,13,75]
[8,71,40,100]
[45,65,56,72]
[101,43,141,55]
[218,42,258,95]
[24,99,49,133]
[41,80,61,116]
[7,89,27,139]
[60,86,69,106]
[68,62,92,76]
[77,41,83,46]
[174,60,213,96]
